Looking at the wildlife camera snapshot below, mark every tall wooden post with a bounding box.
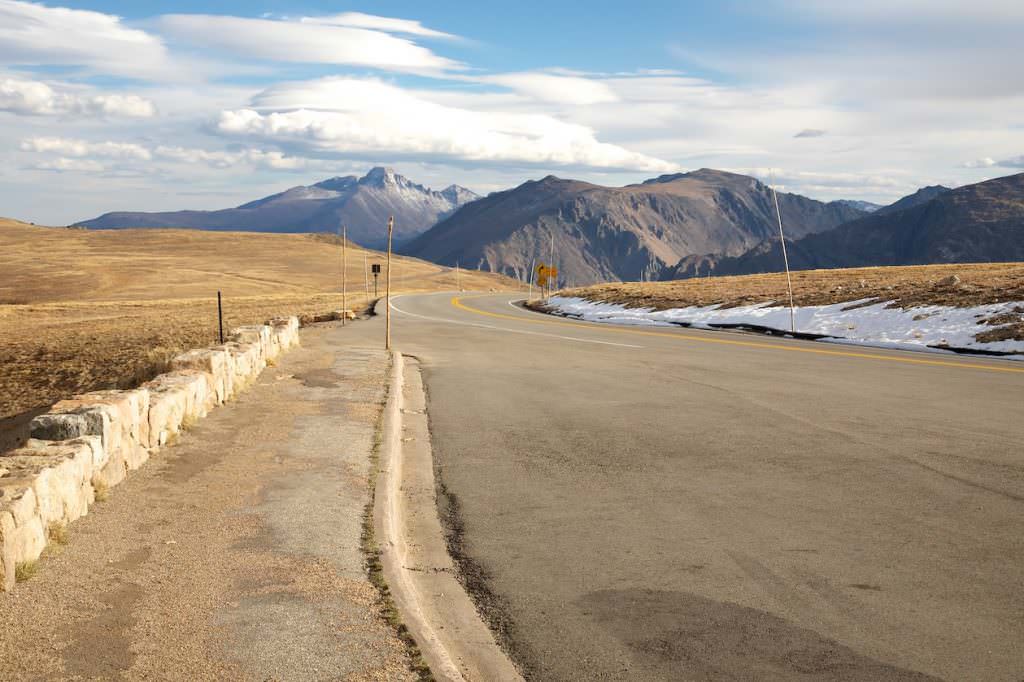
[341,225,347,326]
[385,215,394,350]
[363,252,370,307]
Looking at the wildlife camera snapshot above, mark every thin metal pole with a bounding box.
[363,252,370,307]
[548,232,555,298]
[528,258,535,302]
[385,215,394,351]
[770,177,797,333]
[455,261,460,291]
[217,290,224,344]
[341,225,347,326]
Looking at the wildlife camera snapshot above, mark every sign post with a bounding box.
[385,215,394,351]
[535,263,558,299]
[372,263,381,296]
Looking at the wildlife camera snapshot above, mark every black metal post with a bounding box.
[217,290,224,344]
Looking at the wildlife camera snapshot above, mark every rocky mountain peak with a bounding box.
[441,184,479,206]
[361,166,400,187]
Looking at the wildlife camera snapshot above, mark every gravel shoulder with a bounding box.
[0,319,419,681]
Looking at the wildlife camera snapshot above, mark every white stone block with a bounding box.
[171,349,231,405]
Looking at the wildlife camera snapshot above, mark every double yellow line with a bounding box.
[451,295,1024,375]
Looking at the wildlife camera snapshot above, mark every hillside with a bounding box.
[76,167,478,249]
[664,175,1021,278]
[401,169,864,285]
[0,218,515,429]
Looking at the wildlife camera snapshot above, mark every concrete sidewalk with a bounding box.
[0,319,418,681]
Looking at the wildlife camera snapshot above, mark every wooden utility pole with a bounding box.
[385,215,394,350]
[341,225,347,326]
[363,252,370,306]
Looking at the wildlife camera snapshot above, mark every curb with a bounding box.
[374,351,523,682]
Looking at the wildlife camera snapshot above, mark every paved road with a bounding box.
[390,292,1024,681]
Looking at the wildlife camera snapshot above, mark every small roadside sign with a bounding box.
[536,263,558,288]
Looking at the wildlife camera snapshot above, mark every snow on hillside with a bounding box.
[545,296,1024,358]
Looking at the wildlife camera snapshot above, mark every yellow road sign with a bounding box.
[536,263,558,288]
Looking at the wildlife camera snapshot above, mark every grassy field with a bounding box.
[560,263,1024,309]
[0,218,518,434]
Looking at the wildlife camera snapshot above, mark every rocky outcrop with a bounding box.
[0,316,301,592]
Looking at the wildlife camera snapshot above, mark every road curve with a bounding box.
[390,291,1024,681]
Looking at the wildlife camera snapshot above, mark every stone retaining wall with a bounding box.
[0,316,302,592]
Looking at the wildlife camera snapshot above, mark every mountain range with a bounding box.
[665,175,1024,278]
[401,169,865,285]
[77,167,478,249]
[73,165,1024,285]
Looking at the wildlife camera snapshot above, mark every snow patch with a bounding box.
[545,296,1024,359]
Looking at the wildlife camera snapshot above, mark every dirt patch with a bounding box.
[62,583,144,679]
[559,263,1024,311]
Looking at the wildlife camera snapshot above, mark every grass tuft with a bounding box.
[47,522,69,546]
[15,560,38,582]
[93,479,109,502]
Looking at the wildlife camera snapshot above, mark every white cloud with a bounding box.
[158,14,461,75]
[21,136,152,160]
[0,0,173,80]
[19,134,311,174]
[0,78,155,117]
[775,0,1024,25]
[478,72,619,105]
[154,145,308,170]
[995,155,1024,169]
[299,12,458,40]
[31,157,106,172]
[219,77,677,172]
[961,157,997,169]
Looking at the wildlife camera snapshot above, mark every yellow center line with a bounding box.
[450,295,1024,375]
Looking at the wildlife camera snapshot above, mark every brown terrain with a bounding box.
[403,169,864,284]
[0,218,517,448]
[556,263,1024,342]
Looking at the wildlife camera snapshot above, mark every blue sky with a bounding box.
[1,0,1022,224]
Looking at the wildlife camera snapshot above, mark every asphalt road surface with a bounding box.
[390,292,1024,682]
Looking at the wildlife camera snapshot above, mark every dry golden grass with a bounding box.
[0,219,518,423]
[562,263,1024,310]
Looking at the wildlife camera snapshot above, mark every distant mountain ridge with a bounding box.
[401,168,866,285]
[834,199,883,213]
[77,167,478,249]
[663,174,1022,278]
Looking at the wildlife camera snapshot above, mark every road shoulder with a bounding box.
[0,321,419,680]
